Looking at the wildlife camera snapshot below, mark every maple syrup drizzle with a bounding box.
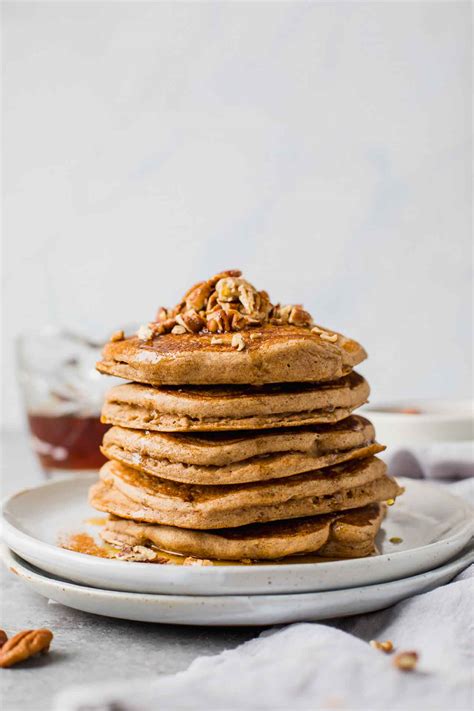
[58,530,365,566]
[83,517,108,526]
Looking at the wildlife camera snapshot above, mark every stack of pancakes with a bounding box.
[90,271,403,563]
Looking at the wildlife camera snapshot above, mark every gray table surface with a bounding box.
[0,431,261,711]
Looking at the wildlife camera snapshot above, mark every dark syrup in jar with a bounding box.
[27,413,109,472]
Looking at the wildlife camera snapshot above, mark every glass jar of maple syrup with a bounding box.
[17,328,116,477]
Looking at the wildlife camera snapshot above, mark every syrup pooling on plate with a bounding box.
[60,531,373,566]
[58,518,378,566]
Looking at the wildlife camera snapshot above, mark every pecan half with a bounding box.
[207,308,230,333]
[184,282,212,311]
[0,629,53,668]
[177,309,205,333]
[206,291,219,313]
[230,310,251,331]
[208,270,242,287]
[215,277,241,303]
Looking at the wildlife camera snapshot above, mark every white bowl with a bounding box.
[362,399,473,448]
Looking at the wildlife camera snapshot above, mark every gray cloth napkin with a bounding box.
[385,441,474,480]
[55,480,474,711]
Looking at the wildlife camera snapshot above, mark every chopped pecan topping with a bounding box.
[319,332,338,342]
[271,304,292,324]
[183,557,213,566]
[231,333,246,351]
[155,306,169,322]
[143,270,320,336]
[115,545,160,562]
[160,317,177,332]
[175,311,205,333]
[311,325,342,343]
[207,308,230,333]
[0,629,53,668]
[136,323,154,341]
[288,305,313,327]
[215,277,241,303]
[184,282,212,311]
[109,329,124,342]
[208,270,242,287]
[171,324,187,335]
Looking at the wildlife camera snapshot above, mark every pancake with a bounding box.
[103,415,378,466]
[90,457,403,529]
[101,371,370,432]
[101,417,385,485]
[97,324,366,386]
[100,503,385,561]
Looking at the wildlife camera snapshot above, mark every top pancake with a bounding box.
[97,324,366,386]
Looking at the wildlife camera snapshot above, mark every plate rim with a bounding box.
[3,542,473,604]
[2,474,473,576]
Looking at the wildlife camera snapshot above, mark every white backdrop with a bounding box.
[2,1,472,429]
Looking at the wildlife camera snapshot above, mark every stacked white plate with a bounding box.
[2,476,473,626]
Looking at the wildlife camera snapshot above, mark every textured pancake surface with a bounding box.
[97,324,366,386]
[90,457,403,529]
[102,415,377,465]
[101,416,385,484]
[100,503,385,560]
[101,371,369,432]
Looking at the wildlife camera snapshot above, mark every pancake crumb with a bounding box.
[370,640,394,653]
[393,651,419,671]
[183,557,213,566]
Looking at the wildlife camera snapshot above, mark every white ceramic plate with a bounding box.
[2,543,472,626]
[2,476,473,595]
